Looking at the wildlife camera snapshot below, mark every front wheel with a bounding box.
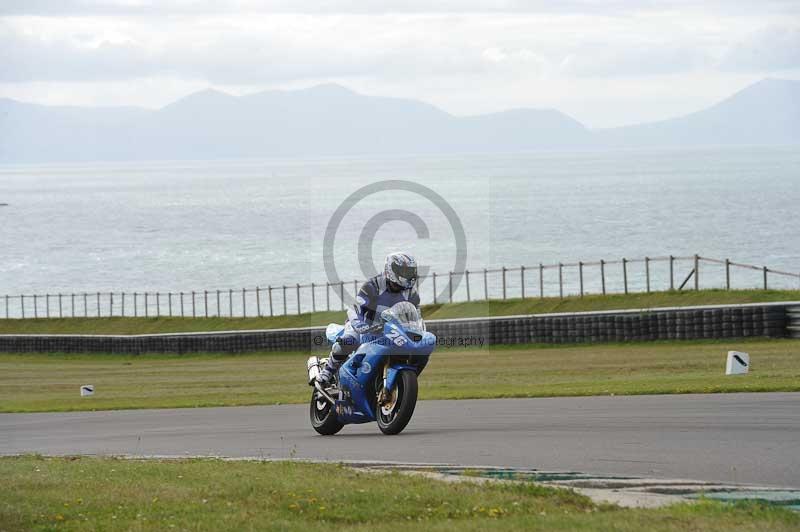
[377,370,418,435]
[310,389,343,435]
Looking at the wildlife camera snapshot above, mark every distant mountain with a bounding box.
[599,78,800,148]
[0,79,797,163]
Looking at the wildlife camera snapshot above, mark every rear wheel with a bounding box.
[377,370,418,435]
[310,388,343,435]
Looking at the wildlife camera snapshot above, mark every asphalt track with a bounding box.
[2,393,799,488]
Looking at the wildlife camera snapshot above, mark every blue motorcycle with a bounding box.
[306,301,436,435]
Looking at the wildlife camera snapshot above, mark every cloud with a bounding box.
[720,25,800,71]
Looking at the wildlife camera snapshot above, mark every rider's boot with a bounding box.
[317,343,344,386]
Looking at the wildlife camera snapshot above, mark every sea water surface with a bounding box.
[1,146,798,309]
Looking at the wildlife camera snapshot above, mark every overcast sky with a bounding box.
[1,1,799,127]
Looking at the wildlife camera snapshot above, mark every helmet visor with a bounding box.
[391,262,417,284]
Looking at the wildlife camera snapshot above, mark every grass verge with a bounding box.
[0,289,797,335]
[1,338,798,413]
[1,456,798,531]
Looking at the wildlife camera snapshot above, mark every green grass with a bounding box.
[1,289,798,335]
[1,338,798,413]
[1,456,798,531]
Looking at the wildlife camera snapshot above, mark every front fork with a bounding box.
[377,362,390,406]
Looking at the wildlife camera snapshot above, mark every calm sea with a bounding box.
[1,146,798,309]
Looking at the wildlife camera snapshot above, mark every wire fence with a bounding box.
[2,254,799,320]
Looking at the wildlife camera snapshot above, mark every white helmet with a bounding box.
[384,252,418,290]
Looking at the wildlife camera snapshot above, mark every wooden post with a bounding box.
[268,286,273,317]
[134,292,138,317]
[449,271,453,303]
[669,255,674,291]
[296,284,301,315]
[256,287,261,317]
[763,266,768,290]
[600,259,606,295]
[725,259,731,290]
[579,261,584,297]
[645,257,651,293]
[521,266,525,299]
[622,258,628,294]
[694,254,699,291]
[311,283,315,312]
[243,288,247,317]
[466,270,471,301]
[502,267,507,299]
[433,273,438,304]
[283,285,287,315]
[229,289,234,317]
[558,263,563,299]
[539,263,544,298]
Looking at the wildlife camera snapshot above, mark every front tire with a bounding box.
[310,389,343,435]
[377,370,418,435]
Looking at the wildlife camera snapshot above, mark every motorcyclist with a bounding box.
[317,252,420,386]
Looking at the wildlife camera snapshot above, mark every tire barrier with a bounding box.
[0,302,793,354]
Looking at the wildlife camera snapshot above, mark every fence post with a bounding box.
[34,294,38,319]
[669,255,674,291]
[216,290,221,317]
[46,294,50,318]
[449,271,453,303]
[108,292,112,317]
[353,280,358,300]
[168,292,173,317]
[539,263,544,298]
[600,259,606,295]
[204,290,208,317]
[179,292,184,317]
[283,285,287,315]
[311,283,316,312]
[59,293,63,318]
[645,256,651,293]
[622,258,628,294]
[579,261,584,297]
[134,292,138,317]
[466,270,471,301]
[83,293,88,318]
[4,295,8,319]
[521,266,525,299]
[339,282,344,310]
[432,273,438,304]
[21,295,25,319]
[268,286,273,317]
[156,292,160,316]
[725,259,731,290]
[558,263,563,299]
[229,289,234,317]
[145,292,149,317]
[694,254,700,291]
[296,284,301,315]
[502,267,507,300]
[191,291,196,318]
[71,293,75,317]
[763,266,768,290]
[243,288,247,317]
[482,268,488,300]
[256,287,261,317]
[326,283,330,311]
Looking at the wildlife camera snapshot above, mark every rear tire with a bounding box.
[377,370,418,435]
[310,389,343,435]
